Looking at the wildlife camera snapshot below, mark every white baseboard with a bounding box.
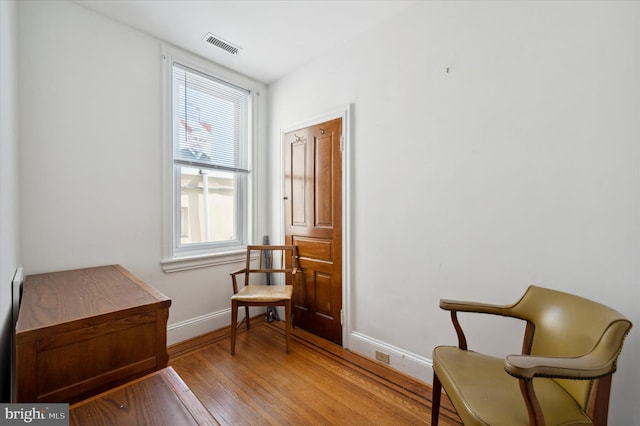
[348,331,434,385]
[167,309,231,345]
[168,314,434,385]
[167,307,266,345]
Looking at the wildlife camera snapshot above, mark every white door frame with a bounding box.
[279,104,353,348]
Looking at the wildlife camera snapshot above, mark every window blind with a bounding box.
[173,63,250,172]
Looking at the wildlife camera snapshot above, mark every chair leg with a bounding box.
[285,301,292,353]
[431,371,442,426]
[230,301,238,355]
[588,375,612,426]
[245,306,250,330]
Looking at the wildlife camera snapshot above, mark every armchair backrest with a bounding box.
[510,286,632,410]
[240,245,299,287]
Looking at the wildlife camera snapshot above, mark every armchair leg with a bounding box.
[520,378,545,426]
[588,375,612,426]
[230,301,238,355]
[285,300,292,353]
[431,372,442,426]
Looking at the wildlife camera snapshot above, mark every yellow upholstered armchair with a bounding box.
[431,286,632,426]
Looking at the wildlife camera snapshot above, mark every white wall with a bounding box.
[268,1,640,424]
[0,0,19,403]
[14,0,640,422]
[17,0,268,345]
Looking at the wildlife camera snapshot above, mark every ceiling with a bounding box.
[74,0,418,84]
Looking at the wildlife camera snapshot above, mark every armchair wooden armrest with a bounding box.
[440,298,518,315]
[504,350,623,426]
[505,319,632,380]
[506,354,613,380]
[230,268,247,294]
[439,298,520,351]
[230,266,298,295]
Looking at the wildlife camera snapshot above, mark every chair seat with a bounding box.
[433,346,593,426]
[231,284,293,302]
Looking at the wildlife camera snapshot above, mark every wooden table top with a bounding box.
[16,264,170,333]
[69,367,218,425]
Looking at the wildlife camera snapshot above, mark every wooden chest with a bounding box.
[69,367,218,425]
[15,265,171,404]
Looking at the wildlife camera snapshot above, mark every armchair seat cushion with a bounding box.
[231,284,293,302]
[433,346,593,426]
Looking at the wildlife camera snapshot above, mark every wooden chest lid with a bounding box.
[16,264,171,333]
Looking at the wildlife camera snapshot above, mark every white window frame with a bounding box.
[161,46,261,272]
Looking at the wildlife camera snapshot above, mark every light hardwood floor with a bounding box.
[169,320,462,425]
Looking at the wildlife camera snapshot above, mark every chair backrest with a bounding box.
[510,286,632,410]
[241,245,298,287]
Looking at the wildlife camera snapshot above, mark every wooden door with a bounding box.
[284,118,342,345]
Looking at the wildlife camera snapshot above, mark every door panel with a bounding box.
[285,118,342,345]
[291,140,307,226]
[315,134,334,227]
[294,237,333,261]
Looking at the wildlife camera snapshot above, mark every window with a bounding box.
[166,59,251,265]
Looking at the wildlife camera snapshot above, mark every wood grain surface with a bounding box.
[170,322,462,425]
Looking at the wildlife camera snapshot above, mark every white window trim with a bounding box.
[160,45,264,272]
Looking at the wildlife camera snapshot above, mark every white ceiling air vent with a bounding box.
[203,33,241,55]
